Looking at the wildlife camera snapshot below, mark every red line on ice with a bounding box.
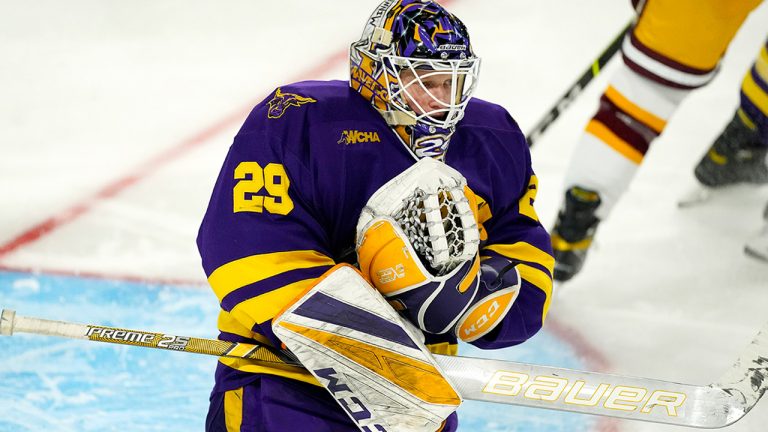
[0,263,206,288]
[547,317,622,431]
[0,49,348,260]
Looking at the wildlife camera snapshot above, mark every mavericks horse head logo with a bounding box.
[267,88,317,119]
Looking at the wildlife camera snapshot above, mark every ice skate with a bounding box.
[679,113,768,207]
[551,186,601,282]
[694,113,768,188]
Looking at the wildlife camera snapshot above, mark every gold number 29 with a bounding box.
[233,162,294,215]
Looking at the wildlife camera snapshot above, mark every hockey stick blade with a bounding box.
[436,325,768,429]
[2,308,767,427]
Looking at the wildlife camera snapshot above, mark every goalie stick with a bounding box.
[2,308,767,428]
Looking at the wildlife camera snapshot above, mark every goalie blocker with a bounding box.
[272,264,461,432]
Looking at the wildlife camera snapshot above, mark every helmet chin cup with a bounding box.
[409,123,454,160]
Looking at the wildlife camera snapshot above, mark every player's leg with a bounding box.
[694,38,768,187]
[552,0,762,281]
[205,375,361,432]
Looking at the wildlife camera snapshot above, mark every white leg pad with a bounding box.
[273,264,461,432]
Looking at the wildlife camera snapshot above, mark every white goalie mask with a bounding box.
[349,0,481,131]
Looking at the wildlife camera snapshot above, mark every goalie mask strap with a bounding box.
[371,27,393,46]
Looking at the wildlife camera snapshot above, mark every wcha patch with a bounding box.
[267,88,316,119]
[337,130,381,145]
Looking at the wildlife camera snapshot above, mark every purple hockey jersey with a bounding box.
[197,80,554,393]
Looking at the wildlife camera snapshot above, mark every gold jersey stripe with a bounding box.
[605,85,667,133]
[483,242,555,277]
[482,242,554,323]
[518,264,554,322]
[742,69,768,117]
[755,46,768,83]
[465,186,491,241]
[586,119,643,164]
[279,321,461,406]
[230,278,317,327]
[208,250,334,301]
[224,388,244,432]
[219,357,320,386]
[476,195,492,225]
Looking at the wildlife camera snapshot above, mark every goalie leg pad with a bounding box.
[273,264,461,432]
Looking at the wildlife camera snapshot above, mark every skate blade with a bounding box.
[677,185,714,208]
[744,230,768,264]
[677,183,766,208]
[744,246,768,264]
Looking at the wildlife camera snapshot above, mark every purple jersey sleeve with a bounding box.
[475,168,554,349]
[452,102,554,350]
[197,89,335,348]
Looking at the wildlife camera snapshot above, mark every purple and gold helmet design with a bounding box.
[390,1,473,60]
[350,0,480,136]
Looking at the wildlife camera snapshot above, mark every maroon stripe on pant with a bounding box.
[621,55,702,90]
[593,94,658,156]
[620,29,716,90]
[627,31,714,76]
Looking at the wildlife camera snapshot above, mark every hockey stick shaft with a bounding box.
[0,309,302,369]
[2,308,766,428]
[525,21,631,147]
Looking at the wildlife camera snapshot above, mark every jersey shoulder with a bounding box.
[239,80,371,134]
[457,98,528,157]
[449,98,532,205]
[230,80,379,163]
[461,98,523,134]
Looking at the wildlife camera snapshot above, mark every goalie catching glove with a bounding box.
[356,158,521,342]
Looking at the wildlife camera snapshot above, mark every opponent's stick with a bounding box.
[525,21,631,147]
[2,308,767,428]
